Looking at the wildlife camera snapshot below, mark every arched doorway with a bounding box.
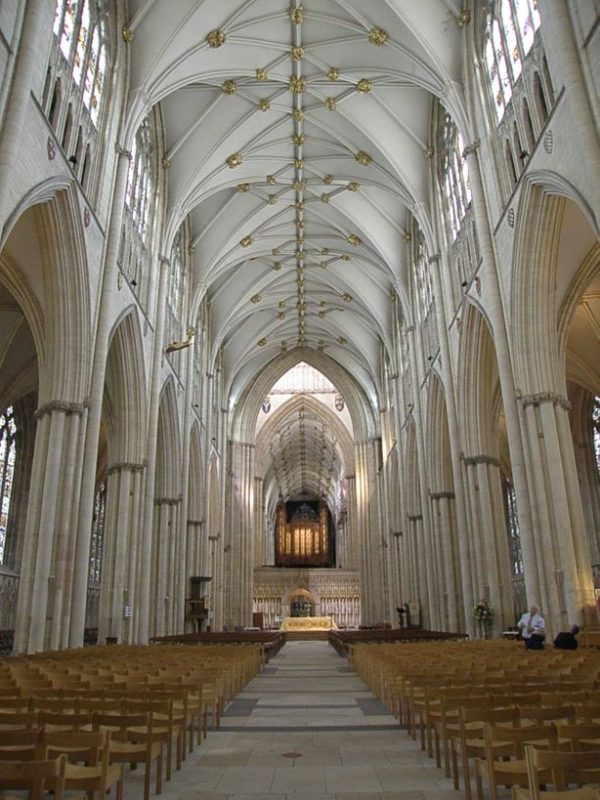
[289,588,316,617]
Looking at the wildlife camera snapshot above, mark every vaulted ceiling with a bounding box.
[125,0,468,503]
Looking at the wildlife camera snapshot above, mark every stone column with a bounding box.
[407,513,424,624]
[14,399,86,653]
[137,255,171,643]
[517,393,595,629]
[69,145,133,647]
[254,477,264,568]
[462,140,539,621]
[429,491,459,631]
[97,462,144,643]
[462,454,513,633]
[345,475,357,569]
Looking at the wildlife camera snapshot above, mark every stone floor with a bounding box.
[122,640,459,800]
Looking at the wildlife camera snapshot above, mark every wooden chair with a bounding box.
[93,711,163,800]
[519,705,577,726]
[124,697,182,781]
[44,729,124,800]
[0,729,45,760]
[475,722,557,800]
[0,710,39,731]
[554,722,600,752]
[0,753,67,800]
[450,704,518,800]
[513,746,600,800]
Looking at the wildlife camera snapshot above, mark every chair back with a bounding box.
[0,753,67,800]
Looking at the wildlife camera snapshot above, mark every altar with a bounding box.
[280,615,338,631]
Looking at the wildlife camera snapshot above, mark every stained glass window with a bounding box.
[0,408,16,565]
[88,481,106,583]
[440,113,472,240]
[484,0,541,121]
[502,476,523,576]
[593,396,600,478]
[52,0,107,127]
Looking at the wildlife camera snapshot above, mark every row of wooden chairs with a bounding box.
[0,642,263,798]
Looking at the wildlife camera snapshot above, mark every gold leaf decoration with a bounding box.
[325,97,336,110]
[240,235,254,247]
[122,26,134,43]
[258,98,271,111]
[295,201,305,210]
[293,133,305,146]
[272,247,281,255]
[273,261,282,270]
[290,75,306,94]
[321,248,329,255]
[294,159,304,170]
[319,261,327,269]
[355,150,372,165]
[347,233,361,246]
[356,78,372,94]
[368,26,387,46]
[292,180,306,191]
[250,293,262,303]
[290,7,303,24]
[323,174,333,185]
[347,181,360,191]
[226,152,243,168]
[278,311,286,319]
[268,194,278,204]
[237,183,250,192]
[292,46,304,61]
[338,336,348,345]
[221,80,237,94]
[342,293,353,301]
[257,338,267,347]
[340,254,351,261]
[266,175,276,185]
[320,193,330,203]
[327,67,340,81]
[206,29,226,48]
[256,67,268,81]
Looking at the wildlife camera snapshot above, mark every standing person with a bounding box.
[517,604,546,649]
[553,624,580,650]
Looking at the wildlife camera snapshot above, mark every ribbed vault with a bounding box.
[256,392,354,516]
[125,0,469,419]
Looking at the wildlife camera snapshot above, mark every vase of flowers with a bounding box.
[473,598,493,638]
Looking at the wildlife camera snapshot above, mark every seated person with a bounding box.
[517,604,546,649]
[553,624,579,650]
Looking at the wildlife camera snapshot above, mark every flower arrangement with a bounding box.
[473,598,493,623]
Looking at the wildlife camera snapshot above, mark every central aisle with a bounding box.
[157,640,453,799]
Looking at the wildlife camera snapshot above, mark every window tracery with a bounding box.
[119,116,159,307]
[439,113,472,241]
[44,1,110,195]
[88,481,106,584]
[0,408,16,566]
[593,396,600,479]
[484,0,541,121]
[502,475,523,576]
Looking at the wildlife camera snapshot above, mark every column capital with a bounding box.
[462,139,480,158]
[115,144,132,160]
[107,461,146,475]
[34,400,86,419]
[429,490,455,500]
[154,496,181,506]
[461,453,501,467]
[518,392,571,411]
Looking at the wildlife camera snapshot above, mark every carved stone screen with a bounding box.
[275,501,332,567]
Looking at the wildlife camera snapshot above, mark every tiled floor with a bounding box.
[123,640,457,799]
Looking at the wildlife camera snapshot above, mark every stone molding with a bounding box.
[34,400,86,419]
[107,461,146,475]
[429,490,455,500]
[518,392,571,411]
[461,453,501,467]
[154,496,181,506]
[407,513,423,521]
